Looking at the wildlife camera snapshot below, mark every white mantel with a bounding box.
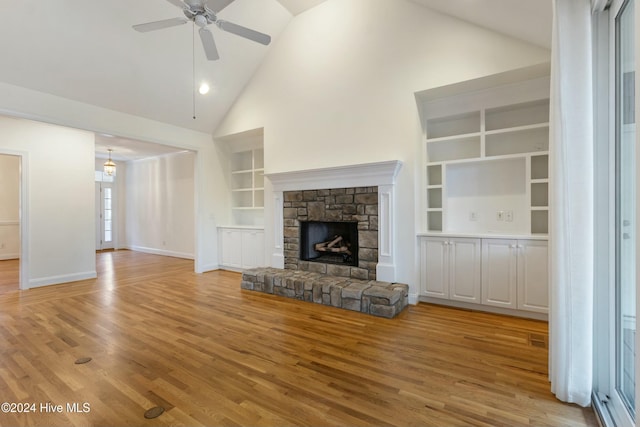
[265,160,403,282]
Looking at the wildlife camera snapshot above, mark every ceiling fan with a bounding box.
[133,0,271,61]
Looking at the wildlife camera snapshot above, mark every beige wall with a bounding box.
[0,116,95,287]
[0,154,19,260]
[214,0,551,297]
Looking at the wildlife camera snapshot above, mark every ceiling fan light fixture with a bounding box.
[194,14,208,28]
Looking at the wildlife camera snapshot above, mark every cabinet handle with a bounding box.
[509,244,515,249]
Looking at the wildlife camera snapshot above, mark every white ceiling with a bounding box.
[0,0,551,159]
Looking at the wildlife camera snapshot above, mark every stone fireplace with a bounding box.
[283,187,377,280]
[300,220,359,267]
[266,160,402,284]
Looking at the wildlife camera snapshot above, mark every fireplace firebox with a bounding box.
[300,221,359,267]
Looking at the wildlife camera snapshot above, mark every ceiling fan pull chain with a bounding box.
[192,21,196,120]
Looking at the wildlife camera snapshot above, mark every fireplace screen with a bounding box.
[299,221,359,266]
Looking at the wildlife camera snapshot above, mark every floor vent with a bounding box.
[529,333,548,348]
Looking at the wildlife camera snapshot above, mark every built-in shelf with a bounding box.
[485,99,550,131]
[485,127,549,157]
[420,75,550,236]
[231,148,264,210]
[427,136,481,163]
[427,188,443,209]
[426,111,480,139]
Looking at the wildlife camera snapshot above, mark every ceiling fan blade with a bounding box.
[133,17,189,32]
[206,0,234,13]
[216,20,271,45]
[199,27,220,60]
[165,0,187,9]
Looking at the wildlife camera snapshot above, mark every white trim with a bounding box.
[0,254,19,260]
[266,160,403,282]
[419,296,548,321]
[127,245,194,260]
[29,271,96,288]
[266,160,402,192]
[198,263,220,272]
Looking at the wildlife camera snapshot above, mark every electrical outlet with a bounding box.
[469,212,478,222]
[496,211,504,221]
[505,211,514,222]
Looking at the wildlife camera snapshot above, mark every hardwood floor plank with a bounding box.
[0,250,597,426]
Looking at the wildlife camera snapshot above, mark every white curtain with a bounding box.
[549,0,595,407]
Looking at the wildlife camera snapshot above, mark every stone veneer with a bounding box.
[283,186,378,280]
[241,267,409,318]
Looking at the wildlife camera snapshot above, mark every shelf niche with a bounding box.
[485,127,549,157]
[445,157,528,235]
[427,136,481,163]
[531,154,549,180]
[426,111,480,139]
[485,99,549,131]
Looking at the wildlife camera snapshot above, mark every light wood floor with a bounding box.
[0,259,19,294]
[0,251,597,426]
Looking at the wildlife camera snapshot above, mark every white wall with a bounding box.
[0,116,95,287]
[214,0,551,297]
[0,81,228,273]
[0,154,20,260]
[125,151,195,259]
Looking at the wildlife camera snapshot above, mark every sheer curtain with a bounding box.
[549,0,596,407]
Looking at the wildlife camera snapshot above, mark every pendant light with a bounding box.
[104,149,116,176]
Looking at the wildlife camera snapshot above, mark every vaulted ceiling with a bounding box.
[0,0,551,158]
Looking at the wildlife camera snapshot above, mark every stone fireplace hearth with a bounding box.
[283,186,378,280]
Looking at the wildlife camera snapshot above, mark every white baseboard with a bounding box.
[197,263,220,273]
[0,253,19,261]
[418,296,548,321]
[127,245,194,260]
[408,293,419,305]
[29,271,97,289]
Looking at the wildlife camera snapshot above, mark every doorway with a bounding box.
[95,178,115,251]
[0,153,21,293]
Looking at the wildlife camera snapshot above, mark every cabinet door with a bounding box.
[221,229,242,268]
[420,237,449,298]
[481,239,517,309]
[449,238,481,303]
[517,240,549,313]
[241,230,265,269]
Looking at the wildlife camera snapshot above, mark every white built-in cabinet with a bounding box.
[419,236,548,316]
[420,237,481,303]
[217,130,266,269]
[417,66,551,319]
[218,227,265,271]
[481,239,548,313]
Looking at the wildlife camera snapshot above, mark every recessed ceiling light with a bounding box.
[199,83,210,95]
